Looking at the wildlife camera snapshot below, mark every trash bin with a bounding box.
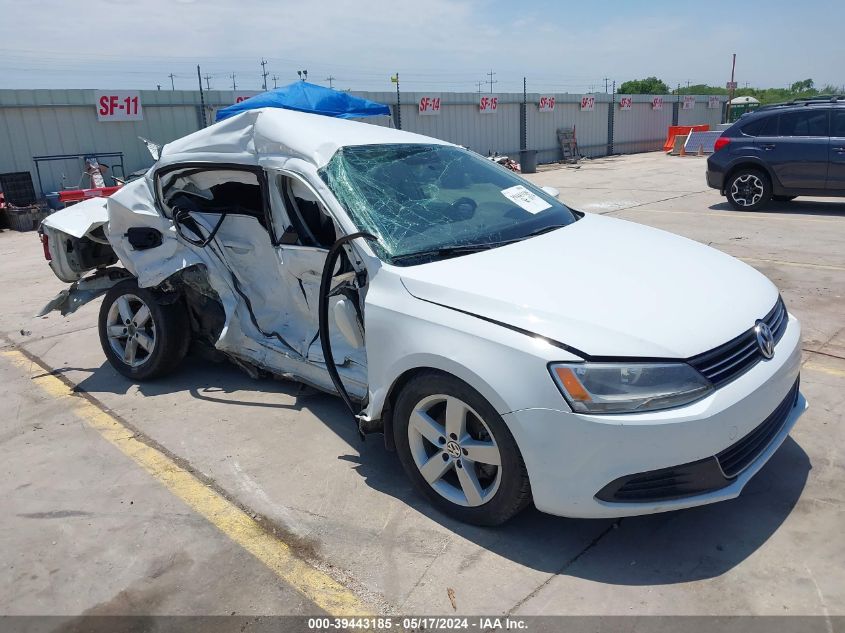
[519,149,537,174]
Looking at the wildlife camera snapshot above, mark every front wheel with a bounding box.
[98,280,190,380]
[393,372,531,525]
[726,169,771,210]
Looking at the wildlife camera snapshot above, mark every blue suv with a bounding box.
[707,96,845,210]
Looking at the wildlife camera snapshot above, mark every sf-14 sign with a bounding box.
[418,96,441,115]
[96,91,143,121]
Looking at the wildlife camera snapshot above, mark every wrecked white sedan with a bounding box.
[39,108,806,525]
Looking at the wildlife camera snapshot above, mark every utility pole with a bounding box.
[475,81,484,94]
[197,65,207,128]
[204,74,211,91]
[156,84,161,91]
[272,75,279,89]
[230,73,237,91]
[487,69,497,93]
[603,77,609,93]
[260,58,269,91]
[727,53,737,123]
[392,73,401,130]
[326,75,336,88]
[168,73,175,90]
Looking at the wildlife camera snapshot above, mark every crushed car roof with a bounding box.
[158,107,451,170]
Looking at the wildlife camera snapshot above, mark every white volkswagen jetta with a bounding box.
[39,108,807,525]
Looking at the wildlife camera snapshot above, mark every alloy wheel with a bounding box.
[105,293,157,367]
[730,173,764,207]
[407,394,502,507]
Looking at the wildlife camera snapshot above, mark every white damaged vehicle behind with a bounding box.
[38,108,807,525]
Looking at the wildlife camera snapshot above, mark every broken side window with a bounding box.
[277,175,337,249]
[157,167,268,230]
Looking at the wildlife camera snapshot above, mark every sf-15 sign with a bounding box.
[479,95,498,113]
[96,91,143,121]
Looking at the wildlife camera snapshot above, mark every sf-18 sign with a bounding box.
[619,96,633,110]
[683,95,696,110]
[538,96,555,112]
[96,91,143,121]
[418,96,441,115]
[652,96,664,110]
[479,95,498,113]
[580,95,595,111]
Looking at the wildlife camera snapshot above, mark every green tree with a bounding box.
[790,78,814,93]
[618,77,670,94]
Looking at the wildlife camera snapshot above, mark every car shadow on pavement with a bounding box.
[71,354,811,587]
[709,200,845,216]
[345,433,810,586]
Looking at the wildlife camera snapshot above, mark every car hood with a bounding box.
[398,213,778,358]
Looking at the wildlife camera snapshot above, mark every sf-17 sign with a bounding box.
[96,91,143,121]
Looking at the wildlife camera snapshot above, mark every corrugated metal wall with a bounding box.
[0,89,725,196]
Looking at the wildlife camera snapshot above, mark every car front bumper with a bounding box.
[502,315,806,518]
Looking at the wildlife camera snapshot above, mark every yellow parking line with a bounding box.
[739,257,845,272]
[0,348,372,616]
[803,360,845,378]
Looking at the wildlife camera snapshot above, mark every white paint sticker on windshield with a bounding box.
[500,185,552,214]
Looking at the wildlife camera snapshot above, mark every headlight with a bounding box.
[549,362,713,414]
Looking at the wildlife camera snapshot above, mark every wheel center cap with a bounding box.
[127,324,137,336]
[445,440,461,458]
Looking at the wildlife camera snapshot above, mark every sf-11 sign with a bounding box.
[418,96,441,115]
[580,95,595,111]
[96,91,143,121]
[538,96,556,112]
[479,96,498,113]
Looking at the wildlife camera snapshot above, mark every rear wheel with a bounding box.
[726,169,771,210]
[98,280,190,380]
[393,372,531,525]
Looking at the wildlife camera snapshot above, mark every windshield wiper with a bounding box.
[389,244,492,264]
[389,225,569,265]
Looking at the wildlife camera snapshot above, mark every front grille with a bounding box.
[595,377,799,503]
[688,297,787,388]
[717,378,799,477]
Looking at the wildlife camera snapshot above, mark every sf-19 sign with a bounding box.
[479,96,498,113]
[538,96,555,112]
[418,96,441,115]
[96,91,143,121]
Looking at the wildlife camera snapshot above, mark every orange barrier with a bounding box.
[663,125,709,152]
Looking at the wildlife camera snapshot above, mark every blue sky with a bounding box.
[0,0,840,93]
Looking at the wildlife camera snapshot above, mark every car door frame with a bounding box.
[755,108,830,191]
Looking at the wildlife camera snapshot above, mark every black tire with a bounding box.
[98,279,190,381]
[726,169,771,210]
[772,195,797,202]
[393,371,532,526]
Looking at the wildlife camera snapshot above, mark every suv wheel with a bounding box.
[98,280,190,380]
[393,371,532,526]
[726,169,771,210]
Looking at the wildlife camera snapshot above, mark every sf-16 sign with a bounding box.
[538,96,556,112]
[418,96,441,115]
[96,91,143,121]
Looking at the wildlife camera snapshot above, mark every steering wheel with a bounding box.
[449,196,477,221]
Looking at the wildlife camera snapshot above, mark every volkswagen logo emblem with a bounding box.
[754,321,775,360]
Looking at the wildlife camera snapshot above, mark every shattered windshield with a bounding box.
[319,144,579,265]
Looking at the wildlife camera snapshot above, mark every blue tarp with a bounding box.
[215,81,391,122]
